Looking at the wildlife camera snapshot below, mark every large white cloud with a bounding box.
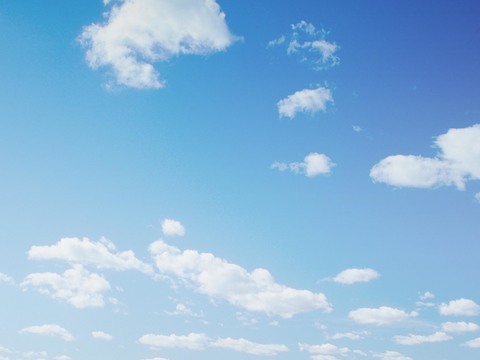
[149,240,331,318]
[28,237,153,274]
[271,152,335,178]
[439,298,480,316]
[21,264,110,308]
[139,333,288,356]
[394,331,452,345]
[370,124,480,190]
[277,87,333,118]
[19,324,74,342]
[79,0,235,89]
[333,268,379,284]
[349,306,418,325]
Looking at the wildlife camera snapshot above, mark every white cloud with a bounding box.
[79,0,235,89]
[329,331,368,341]
[0,272,14,285]
[353,125,363,132]
[419,291,435,300]
[92,331,114,341]
[299,342,350,359]
[373,351,413,360]
[269,20,339,70]
[475,192,480,203]
[210,337,289,356]
[464,337,480,348]
[21,264,110,308]
[441,321,479,333]
[349,306,418,325]
[439,298,480,316]
[54,356,72,360]
[272,152,335,178]
[167,303,203,318]
[277,87,333,118]
[370,124,480,190]
[161,219,186,237]
[333,268,379,284]
[139,333,208,350]
[19,324,74,342]
[149,240,331,318]
[28,237,152,274]
[394,331,452,345]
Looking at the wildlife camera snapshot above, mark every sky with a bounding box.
[0,1,480,359]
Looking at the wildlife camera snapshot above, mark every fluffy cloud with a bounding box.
[333,268,379,284]
[394,331,452,345]
[92,331,114,341]
[19,324,74,342]
[139,333,287,355]
[79,0,235,89]
[464,337,480,348]
[21,264,110,308]
[439,298,480,316]
[161,219,186,237]
[149,240,331,318]
[419,291,435,300]
[373,351,413,360]
[269,20,339,70]
[441,321,479,333]
[0,272,14,285]
[271,152,335,178]
[370,124,480,190]
[329,331,368,341]
[299,342,350,359]
[349,306,418,325]
[277,87,333,118]
[28,237,152,274]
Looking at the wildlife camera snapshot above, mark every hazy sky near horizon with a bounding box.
[1,1,480,360]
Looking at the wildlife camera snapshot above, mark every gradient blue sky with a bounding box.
[1,1,480,360]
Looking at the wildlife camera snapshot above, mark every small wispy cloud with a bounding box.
[277,87,333,118]
[271,152,335,178]
[19,324,74,342]
[332,268,380,284]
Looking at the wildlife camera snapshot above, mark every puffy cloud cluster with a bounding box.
[370,124,480,190]
[333,268,379,284]
[277,87,333,118]
[149,240,331,318]
[271,152,335,178]
[79,0,235,89]
[19,324,74,342]
[349,306,418,325]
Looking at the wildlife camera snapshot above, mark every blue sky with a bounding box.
[1,1,480,359]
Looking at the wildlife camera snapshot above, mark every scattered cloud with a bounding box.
[328,331,368,341]
[269,20,339,70]
[370,124,480,190]
[271,152,335,178]
[54,356,72,360]
[149,240,331,318]
[464,337,480,348]
[0,272,14,285]
[394,331,452,345]
[333,268,379,284]
[19,324,74,342]
[439,298,480,316]
[210,337,289,356]
[79,0,236,89]
[353,125,363,133]
[167,303,203,318]
[21,264,110,308]
[161,219,186,237]
[349,306,418,325]
[475,192,480,203]
[373,351,413,360]
[441,321,479,333]
[277,87,333,118]
[28,237,153,274]
[299,342,350,359]
[92,331,114,341]
[419,291,435,300]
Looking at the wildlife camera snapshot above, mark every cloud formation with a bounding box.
[333,268,379,284]
[79,0,235,89]
[271,152,335,178]
[349,306,418,325]
[210,337,289,356]
[19,324,74,342]
[370,124,480,190]
[92,331,114,341]
[441,321,479,333]
[277,87,333,118]
[0,272,14,285]
[21,264,110,308]
[28,237,153,274]
[464,337,480,348]
[299,342,350,359]
[373,351,413,360]
[394,331,452,345]
[149,240,331,318]
[439,298,480,316]
[161,219,186,237]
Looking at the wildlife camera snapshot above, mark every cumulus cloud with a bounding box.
[277,87,333,118]
[464,337,480,348]
[139,333,288,355]
[370,124,480,190]
[373,351,413,360]
[441,321,479,333]
[161,219,186,237]
[349,306,418,325]
[268,20,339,70]
[439,298,480,316]
[419,291,435,300]
[394,331,452,345]
[21,264,110,308]
[271,152,335,178]
[92,331,114,341]
[299,342,350,359]
[149,240,331,318]
[19,324,74,342]
[0,272,14,285]
[79,0,235,89]
[328,331,368,341]
[28,237,152,274]
[333,268,379,284]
